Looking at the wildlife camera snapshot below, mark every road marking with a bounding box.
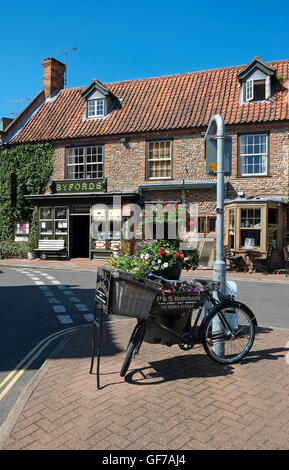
[51,280,61,285]
[83,314,94,322]
[63,290,73,295]
[75,304,89,312]
[35,281,45,285]
[68,297,82,303]
[0,325,89,401]
[57,315,73,324]
[48,298,62,304]
[52,305,67,313]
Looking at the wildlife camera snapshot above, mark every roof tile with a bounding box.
[5,59,289,144]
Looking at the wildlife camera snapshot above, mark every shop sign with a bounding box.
[15,221,29,241]
[51,178,106,194]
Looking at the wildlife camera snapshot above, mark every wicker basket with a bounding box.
[100,265,160,320]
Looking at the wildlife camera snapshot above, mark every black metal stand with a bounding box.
[89,265,112,390]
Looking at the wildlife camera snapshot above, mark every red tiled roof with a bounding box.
[4,59,289,144]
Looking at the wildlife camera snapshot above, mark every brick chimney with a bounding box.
[41,57,66,99]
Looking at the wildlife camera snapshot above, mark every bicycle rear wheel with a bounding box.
[202,301,256,364]
[120,321,146,377]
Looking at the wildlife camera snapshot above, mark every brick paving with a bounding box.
[3,317,289,450]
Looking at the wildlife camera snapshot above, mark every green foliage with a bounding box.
[27,206,39,251]
[108,239,199,276]
[0,143,55,250]
[0,240,29,258]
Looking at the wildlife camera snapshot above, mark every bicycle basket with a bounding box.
[99,265,160,320]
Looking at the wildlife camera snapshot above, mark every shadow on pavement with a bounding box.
[125,353,234,386]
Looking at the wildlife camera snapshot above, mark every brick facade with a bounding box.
[49,121,289,212]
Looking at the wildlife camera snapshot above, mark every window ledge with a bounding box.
[236,174,272,178]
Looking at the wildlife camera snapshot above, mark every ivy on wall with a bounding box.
[0,142,55,253]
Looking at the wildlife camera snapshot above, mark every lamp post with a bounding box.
[205,115,227,357]
[204,115,226,295]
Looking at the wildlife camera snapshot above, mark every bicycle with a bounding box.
[120,273,257,377]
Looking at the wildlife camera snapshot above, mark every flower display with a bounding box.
[108,239,199,277]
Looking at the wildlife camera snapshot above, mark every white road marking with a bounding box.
[51,280,61,285]
[75,304,89,312]
[48,298,62,304]
[57,315,73,324]
[52,305,67,313]
[68,297,82,303]
[83,314,94,322]
[35,281,45,285]
[63,290,73,295]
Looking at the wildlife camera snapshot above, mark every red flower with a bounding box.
[141,213,148,217]
[158,249,166,255]
[161,201,167,206]
[174,252,183,258]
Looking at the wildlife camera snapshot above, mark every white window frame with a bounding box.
[66,146,104,179]
[246,79,254,101]
[147,140,173,180]
[239,134,268,177]
[265,75,271,100]
[87,99,105,118]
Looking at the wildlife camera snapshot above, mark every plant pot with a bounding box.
[27,251,36,260]
[153,263,182,280]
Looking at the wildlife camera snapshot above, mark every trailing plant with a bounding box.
[0,143,55,253]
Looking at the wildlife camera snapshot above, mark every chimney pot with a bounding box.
[41,57,66,99]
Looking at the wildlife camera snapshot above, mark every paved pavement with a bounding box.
[1,257,289,450]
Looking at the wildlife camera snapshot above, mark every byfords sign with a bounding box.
[51,178,107,193]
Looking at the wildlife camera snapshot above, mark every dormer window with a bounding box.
[245,77,270,102]
[238,57,275,104]
[81,79,117,120]
[87,99,105,118]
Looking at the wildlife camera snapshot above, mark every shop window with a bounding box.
[240,208,261,248]
[208,217,216,232]
[39,206,68,243]
[66,146,104,179]
[198,217,206,233]
[146,140,172,179]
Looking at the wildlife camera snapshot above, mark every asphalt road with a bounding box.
[0,266,288,430]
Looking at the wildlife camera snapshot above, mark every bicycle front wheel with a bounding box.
[202,301,256,364]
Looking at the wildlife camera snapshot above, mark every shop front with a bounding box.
[26,178,139,259]
[224,196,288,269]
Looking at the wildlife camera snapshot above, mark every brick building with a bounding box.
[1,56,289,265]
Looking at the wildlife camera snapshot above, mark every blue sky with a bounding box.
[1,0,289,119]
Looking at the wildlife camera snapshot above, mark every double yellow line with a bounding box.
[0,324,89,401]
